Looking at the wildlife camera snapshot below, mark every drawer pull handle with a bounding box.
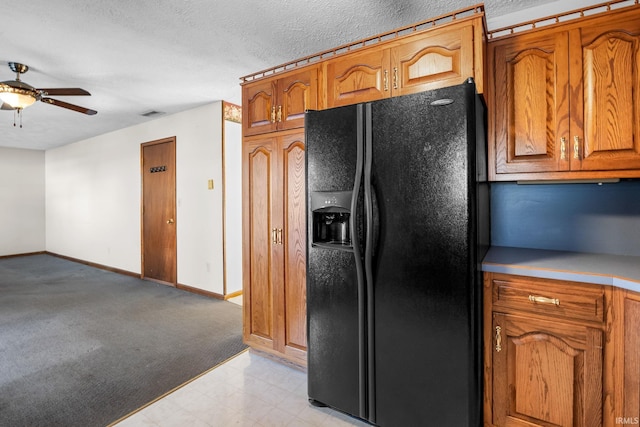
[495,326,502,352]
[529,294,560,306]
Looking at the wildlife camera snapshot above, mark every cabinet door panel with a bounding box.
[279,68,318,131]
[492,313,602,426]
[392,24,474,96]
[243,80,277,136]
[243,137,276,345]
[325,48,390,108]
[623,292,640,417]
[280,134,307,356]
[576,23,640,171]
[491,31,570,175]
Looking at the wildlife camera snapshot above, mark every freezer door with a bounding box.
[305,105,367,419]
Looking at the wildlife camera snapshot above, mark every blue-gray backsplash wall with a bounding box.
[490,180,640,257]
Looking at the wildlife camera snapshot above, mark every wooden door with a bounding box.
[141,137,177,285]
[242,134,277,349]
[277,67,318,131]
[278,132,306,362]
[243,78,277,136]
[571,16,640,171]
[490,31,571,175]
[492,312,603,426]
[391,23,475,97]
[325,47,391,108]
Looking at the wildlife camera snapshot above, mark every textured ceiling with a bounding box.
[0,0,605,150]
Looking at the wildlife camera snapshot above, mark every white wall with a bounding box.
[0,147,45,256]
[223,119,242,294]
[46,102,228,294]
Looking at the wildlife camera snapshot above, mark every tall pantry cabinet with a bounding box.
[242,130,308,364]
[241,66,317,365]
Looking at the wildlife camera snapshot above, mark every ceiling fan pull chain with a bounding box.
[13,108,23,128]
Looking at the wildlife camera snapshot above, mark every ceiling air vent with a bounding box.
[140,110,165,118]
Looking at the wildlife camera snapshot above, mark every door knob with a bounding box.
[167,219,174,224]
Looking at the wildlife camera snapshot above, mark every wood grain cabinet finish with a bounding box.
[242,67,318,137]
[612,288,640,423]
[242,130,307,365]
[484,273,609,426]
[324,17,484,108]
[488,7,640,181]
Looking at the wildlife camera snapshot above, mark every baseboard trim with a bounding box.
[224,289,243,300]
[46,252,141,278]
[0,251,46,259]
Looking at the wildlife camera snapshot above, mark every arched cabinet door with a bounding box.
[491,312,603,426]
[575,19,640,172]
[488,6,640,181]
[490,30,570,176]
[242,130,307,366]
[242,67,318,137]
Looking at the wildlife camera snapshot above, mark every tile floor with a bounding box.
[113,349,370,427]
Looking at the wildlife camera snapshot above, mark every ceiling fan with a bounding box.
[0,62,97,125]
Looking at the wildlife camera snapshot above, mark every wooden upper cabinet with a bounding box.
[324,17,485,109]
[391,21,477,97]
[242,66,318,136]
[325,48,391,107]
[489,6,640,181]
[574,17,640,172]
[491,31,570,175]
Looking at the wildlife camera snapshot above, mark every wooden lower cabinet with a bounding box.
[613,289,640,423]
[484,272,610,426]
[242,129,307,365]
[491,313,603,426]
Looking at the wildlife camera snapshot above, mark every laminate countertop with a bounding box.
[482,246,640,293]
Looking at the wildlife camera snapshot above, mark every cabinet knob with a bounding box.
[573,136,580,160]
[560,137,567,160]
[393,67,398,90]
[276,105,282,123]
[495,326,502,352]
[271,106,276,123]
[383,70,389,91]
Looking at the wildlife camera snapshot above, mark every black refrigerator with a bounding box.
[305,80,489,426]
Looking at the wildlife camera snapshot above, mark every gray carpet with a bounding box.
[0,254,246,427]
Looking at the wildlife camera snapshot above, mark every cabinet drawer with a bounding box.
[491,274,605,323]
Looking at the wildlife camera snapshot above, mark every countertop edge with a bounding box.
[481,246,640,292]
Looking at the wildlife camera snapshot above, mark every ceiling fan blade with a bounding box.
[41,97,97,115]
[37,88,91,96]
[1,102,15,110]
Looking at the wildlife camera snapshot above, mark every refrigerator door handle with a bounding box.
[352,104,367,420]
[364,103,376,424]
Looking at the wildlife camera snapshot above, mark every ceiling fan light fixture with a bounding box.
[0,84,37,109]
